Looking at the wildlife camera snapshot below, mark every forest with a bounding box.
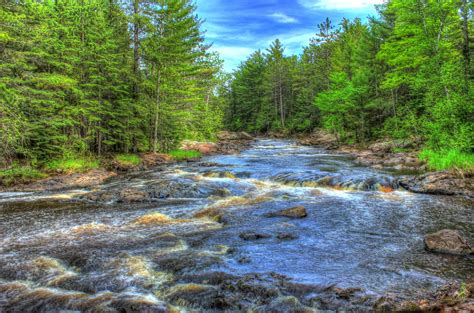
[1,0,226,164]
[1,0,473,173]
[226,1,473,154]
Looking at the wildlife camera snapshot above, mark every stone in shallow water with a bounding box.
[239,232,271,241]
[265,206,308,219]
[276,232,298,240]
[254,296,316,313]
[424,229,473,255]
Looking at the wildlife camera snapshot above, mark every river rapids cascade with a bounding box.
[0,139,472,312]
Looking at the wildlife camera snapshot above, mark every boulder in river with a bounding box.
[424,229,473,255]
[239,232,271,240]
[266,206,308,219]
[399,171,474,197]
[276,232,298,240]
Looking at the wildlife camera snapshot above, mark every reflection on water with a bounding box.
[0,139,473,311]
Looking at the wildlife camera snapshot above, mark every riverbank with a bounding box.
[294,130,474,198]
[0,131,255,192]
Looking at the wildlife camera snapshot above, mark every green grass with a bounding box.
[0,166,47,186]
[114,154,141,166]
[168,149,202,160]
[45,157,100,173]
[419,149,474,171]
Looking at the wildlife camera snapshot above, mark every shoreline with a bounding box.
[1,133,473,198]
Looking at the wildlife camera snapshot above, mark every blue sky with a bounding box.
[195,0,384,72]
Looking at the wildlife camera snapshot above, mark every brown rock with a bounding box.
[266,206,308,219]
[399,171,474,197]
[118,188,148,203]
[239,131,254,140]
[181,140,217,155]
[424,229,473,255]
[140,153,173,167]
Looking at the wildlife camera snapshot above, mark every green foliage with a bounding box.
[0,166,47,187]
[114,154,141,166]
[419,149,474,171]
[0,0,225,164]
[168,150,202,160]
[45,158,100,173]
[225,0,473,155]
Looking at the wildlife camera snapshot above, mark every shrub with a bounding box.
[114,154,141,166]
[419,149,474,171]
[0,166,47,186]
[168,149,202,160]
[45,157,99,173]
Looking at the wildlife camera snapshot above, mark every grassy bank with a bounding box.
[0,166,48,187]
[168,149,202,160]
[419,149,474,172]
[45,157,100,173]
[0,150,204,187]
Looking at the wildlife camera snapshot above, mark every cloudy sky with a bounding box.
[195,0,385,72]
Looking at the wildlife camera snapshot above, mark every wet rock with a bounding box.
[266,206,308,219]
[110,294,173,313]
[154,251,222,274]
[202,171,236,179]
[82,190,115,202]
[424,229,473,255]
[239,232,271,240]
[334,287,363,299]
[254,296,316,313]
[118,188,149,202]
[164,283,221,308]
[7,169,117,192]
[399,171,474,197]
[238,256,251,264]
[276,232,298,240]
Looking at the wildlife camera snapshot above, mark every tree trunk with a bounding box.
[461,0,470,78]
[279,82,285,128]
[132,0,140,98]
[153,71,161,153]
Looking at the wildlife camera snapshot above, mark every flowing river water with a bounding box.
[0,139,472,312]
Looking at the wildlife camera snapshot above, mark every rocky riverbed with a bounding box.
[0,139,473,312]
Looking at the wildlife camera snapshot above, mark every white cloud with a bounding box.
[211,46,256,72]
[298,0,385,10]
[268,12,299,24]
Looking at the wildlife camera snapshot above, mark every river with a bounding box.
[0,139,472,312]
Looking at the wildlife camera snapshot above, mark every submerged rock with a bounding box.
[239,232,271,240]
[276,232,298,240]
[424,229,473,255]
[254,296,316,313]
[266,206,308,219]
